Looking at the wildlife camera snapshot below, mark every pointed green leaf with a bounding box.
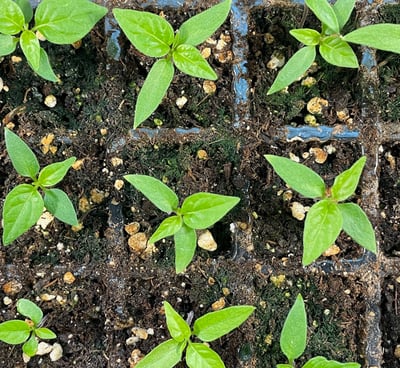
[332,0,355,31]
[134,58,174,128]
[0,320,30,344]
[305,0,339,34]
[186,342,225,368]
[14,0,33,23]
[2,184,44,245]
[34,0,107,44]
[303,356,360,368]
[267,45,316,95]
[277,365,293,368]
[265,155,325,199]
[35,327,56,340]
[331,157,366,201]
[124,174,179,213]
[173,44,217,80]
[44,188,78,226]
[113,8,173,57]
[193,306,255,342]
[344,24,400,54]
[174,224,197,274]
[338,203,376,253]
[280,294,307,363]
[0,34,18,56]
[149,215,182,244]
[17,299,43,325]
[163,301,191,342]
[22,334,38,357]
[319,36,358,68]
[177,0,231,46]
[303,200,342,265]
[181,193,239,230]
[33,48,58,82]
[0,0,25,35]
[135,339,185,368]
[289,29,320,46]
[5,127,39,179]
[38,157,76,187]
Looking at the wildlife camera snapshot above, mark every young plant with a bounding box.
[268,0,400,94]
[0,299,57,357]
[0,0,107,81]
[278,294,360,368]
[2,128,78,245]
[136,301,254,368]
[124,174,239,273]
[265,155,376,265]
[113,0,231,128]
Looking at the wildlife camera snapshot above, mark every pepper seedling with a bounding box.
[2,128,78,245]
[135,301,255,368]
[124,174,239,273]
[113,0,231,128]
[0,0,107,81]
[268,0,400,94]
[0,299,57,357]
[265,155,376,265]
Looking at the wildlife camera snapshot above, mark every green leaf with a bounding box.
[343,24,400,54]
[331,157,366,201]
[0,0,25,35]
[0,34,18,56]
[186,342,225,368]
[2,184,44,245]
[44,188,78,226]
[193,306,255,342]
[0,320,30,344]
[174,224,197,274]
[33,48,58,82]
[35,327,57,340]
[134,58,174,128]
[176,0,231,46]
[302,356,360,368]
[305,0,339,34]
[22,334,38,357]
[163,301,191,342]
[124,174,179,213]
[17,299,43,325]
[277,365,293,368]
[181,193,239,230]
[338,203,376,253]
[14,0,33,23]
[135,339,185,368]
[303,200,342,265]
[173,44,217,80]
[332,0,355,31]
[113,8,174,57]
[280,294,307,363]
[34,0,107,44]
[319,36,358,68]
[149,215,182,244]
[265,155,325,199]
[38,157,76,187]
[267,45,316,95]
[289,29,320,46]
[5,127,39,179]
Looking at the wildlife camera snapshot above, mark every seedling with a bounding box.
[113,0,231,128]
[278,294,360,368]
[265,155,376,265]
[0,0,107,81]
[136,301,254,368]
[0,299,57,357]
[124,174,239,273]
[268,0,400,94]
[2,128,78,245]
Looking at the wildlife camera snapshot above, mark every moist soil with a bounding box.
[0,1,399,367]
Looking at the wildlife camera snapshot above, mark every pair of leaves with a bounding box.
[124,174,239,273]
[2,128,78,245]
[265,155,376,265]
[113,0,231,128]
[136,301,255,368]
[0,0,107,81]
